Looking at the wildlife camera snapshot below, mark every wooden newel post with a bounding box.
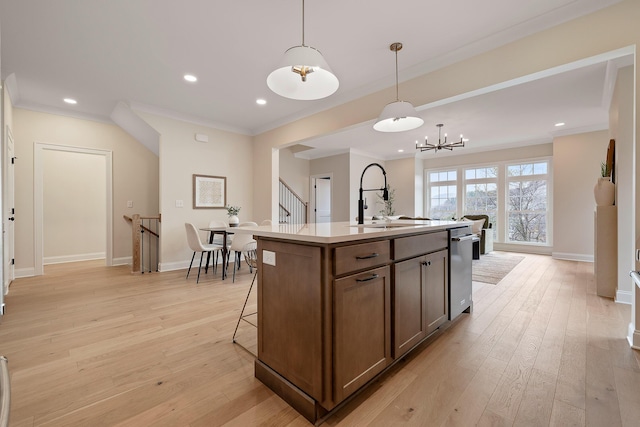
[132,214,141,274]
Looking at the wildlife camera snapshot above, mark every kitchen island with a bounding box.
[239,219,471,423]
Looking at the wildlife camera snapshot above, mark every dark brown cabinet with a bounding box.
[423,249,449,334]
[255,228,455,423]
[393,247,448,358]
[334,265,391,401]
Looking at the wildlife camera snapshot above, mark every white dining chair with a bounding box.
[208,219,229,273]
[229,225,257,282]
[260,219,273,226]
[184,223,221,284]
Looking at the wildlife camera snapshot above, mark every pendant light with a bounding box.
[373,42,424,132]
[267,0,339,100]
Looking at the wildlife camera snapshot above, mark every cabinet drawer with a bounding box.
[394,231,447,260]
[334,240,390,276]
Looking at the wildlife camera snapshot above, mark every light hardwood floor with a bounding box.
[0,254,638,426]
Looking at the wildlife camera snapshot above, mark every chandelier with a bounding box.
[416,123,466,153]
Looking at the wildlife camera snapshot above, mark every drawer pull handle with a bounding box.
[421,261,431,266]
[356,253,379,260]
[356,273,379,282]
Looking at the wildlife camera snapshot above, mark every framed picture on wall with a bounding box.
[193,174,226,209]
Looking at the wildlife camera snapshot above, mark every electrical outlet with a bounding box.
[263,250,276,266]
[127,200,133,208]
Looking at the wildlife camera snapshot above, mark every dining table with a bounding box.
[200,225,237,280]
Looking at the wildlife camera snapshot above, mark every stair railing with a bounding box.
[124,214,160,274]
[279,178,308,224]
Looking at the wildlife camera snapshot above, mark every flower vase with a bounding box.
[228,215,239,227]
[593,177,615,206]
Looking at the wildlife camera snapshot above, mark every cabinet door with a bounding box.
[424,249,448,334]
[393,256,427,358]
[334,266,391,402]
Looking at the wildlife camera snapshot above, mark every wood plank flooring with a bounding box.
[0,253,638,426]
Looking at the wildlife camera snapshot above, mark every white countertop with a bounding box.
[231,220,471,244]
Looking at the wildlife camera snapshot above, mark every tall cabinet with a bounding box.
[594,205,617,298]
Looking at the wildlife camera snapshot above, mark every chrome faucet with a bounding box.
[358,163,389,224]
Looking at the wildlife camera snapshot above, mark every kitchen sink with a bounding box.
[350,222,415,229]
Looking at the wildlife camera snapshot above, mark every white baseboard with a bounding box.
[493,243,552,255]
[159,257,227,273]
[552,252,594,262]
[44,252,105,265]
[15,268,36,278]
[628,322,640,349]
[112,256,132,266]
[616,289,632,305]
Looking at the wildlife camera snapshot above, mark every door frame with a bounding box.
[3,126,14,293]
[34,142,113,275]
[310,173,332,224]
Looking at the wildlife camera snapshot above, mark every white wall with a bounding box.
[13,109,159,275]
[138,113,253,271]
[43,150,106,263]
[610,65,634,302]
[552,130,610,261]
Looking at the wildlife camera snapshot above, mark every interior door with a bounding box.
[313,177,331,223]
[3,126,14,301]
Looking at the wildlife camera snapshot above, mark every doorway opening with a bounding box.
[34,143,113,275]
[311,174,332,223]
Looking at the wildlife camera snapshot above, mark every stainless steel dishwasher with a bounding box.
[449,226,473,320]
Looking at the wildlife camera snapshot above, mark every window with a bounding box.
[464,166,498,229]
[425,157,552,247]
[427,170,457,220]
[506,161,549,243]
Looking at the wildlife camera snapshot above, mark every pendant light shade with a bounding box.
[373,101,424,132]
[373,42,423,132]
[267,0,339,100]
[267,45,339,100]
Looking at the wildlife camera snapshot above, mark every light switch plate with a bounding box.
[175,200,184,208]
[263,250,276,266]
[127,200,133,208]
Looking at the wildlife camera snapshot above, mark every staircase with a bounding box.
[279,178,307,224]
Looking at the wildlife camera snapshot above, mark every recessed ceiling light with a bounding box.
[63,98,77,104]
[256,99,267,105]
[398,149,404,152]
[184,74,197,83]
[555,122,565,127]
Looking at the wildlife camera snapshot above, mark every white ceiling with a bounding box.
[0,0,627,160]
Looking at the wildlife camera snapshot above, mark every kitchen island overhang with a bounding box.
[236,220,473,423]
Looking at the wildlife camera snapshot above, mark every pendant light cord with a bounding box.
[395,47,399,101]
[301,0,305,46]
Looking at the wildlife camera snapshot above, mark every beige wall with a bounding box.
[13,109,159,275]
[385,157,420,217]
[350,154,386,220]
[310,153,350,221]
[610,65,634,300]
[278,147,310,202]
[43,150,106,262]
[552,131,610,261]
[252,0,640,246]
[138,113,253,270]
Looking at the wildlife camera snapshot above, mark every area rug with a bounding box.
[472,253,525,284]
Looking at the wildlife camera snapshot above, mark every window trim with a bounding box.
[424,156,553,248]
